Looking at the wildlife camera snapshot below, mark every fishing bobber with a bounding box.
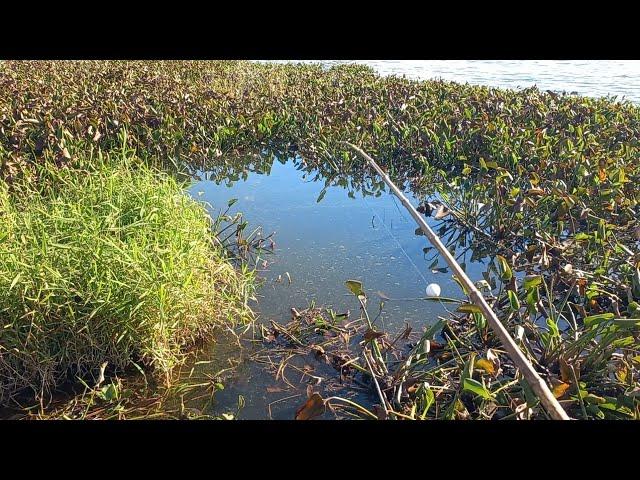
[426,283,441,297]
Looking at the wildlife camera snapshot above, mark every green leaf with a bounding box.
[456,303,482,314]
[473,311,487,330]
[523,275,542,290]
[574,232,592,241]
[422,319,445,340]
[496,255,513,281]
[451,275,469,295]
[316,188,327,203]
[420,385,435,417]
[584,313,614,328]
[508,290,520,312]
[422,296,462,304]
[463,378,493,400]
[344,280,364,297]
[461,352,477,384]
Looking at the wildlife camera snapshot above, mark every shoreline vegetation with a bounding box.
[1,60,638,419]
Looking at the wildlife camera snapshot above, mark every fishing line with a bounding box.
[361,194,430,287]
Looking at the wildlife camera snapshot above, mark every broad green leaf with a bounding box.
[462,378,493,400]
[496,255,513,281]
[421,386,435,416]
[452,275,469,295]
[461,352,476,384]
[344,280,364,297]
[584,313,614,328]
[523,275,542,290]
[574,232,592,241]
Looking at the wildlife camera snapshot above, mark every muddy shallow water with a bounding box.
[178,158,488,419]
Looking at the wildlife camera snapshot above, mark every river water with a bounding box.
[266,60,640,103]
[183,61,639,419]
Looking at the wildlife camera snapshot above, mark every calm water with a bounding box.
[265,60,640,103]
[185,159,486,419]
[181,60,640,419]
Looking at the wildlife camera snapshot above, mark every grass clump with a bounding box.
[0,149,254,406]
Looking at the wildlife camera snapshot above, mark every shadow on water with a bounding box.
[174,150,493,419]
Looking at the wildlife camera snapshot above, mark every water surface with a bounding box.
[186,158,484,419]
[183,59,640,418]
[265,60,640,103]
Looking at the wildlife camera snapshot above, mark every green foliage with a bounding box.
[0,152,254,405]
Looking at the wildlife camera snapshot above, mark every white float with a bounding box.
[425,283,441,297]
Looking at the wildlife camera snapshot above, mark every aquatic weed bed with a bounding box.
[1,60,639,418]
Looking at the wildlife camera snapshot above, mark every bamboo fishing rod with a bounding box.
[343,142,571,421]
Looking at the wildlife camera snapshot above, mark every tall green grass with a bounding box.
[0,149,254,405]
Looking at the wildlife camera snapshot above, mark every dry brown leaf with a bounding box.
[434,204,450,220]
[552,382,571,399]
[475,358,496,375]
[295,393,325,420]
[559,357,576,383]
[363,329,384,342]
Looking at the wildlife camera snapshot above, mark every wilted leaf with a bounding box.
[295,393,325,420]
[527,188,545,196]
[475,358,496,375]
[552,382,570,399]
[515,325,525,341]
[364,328,384,342]
[486,348,500,369]
[434,204,450,220]
[559,357,577,383]
[376,291,390,301]
[616,366,628,383]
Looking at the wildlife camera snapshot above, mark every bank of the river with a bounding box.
[1,60,638,419]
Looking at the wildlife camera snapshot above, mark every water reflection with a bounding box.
[183,154,489,419]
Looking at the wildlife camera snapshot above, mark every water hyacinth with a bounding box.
[0,60,638,419]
